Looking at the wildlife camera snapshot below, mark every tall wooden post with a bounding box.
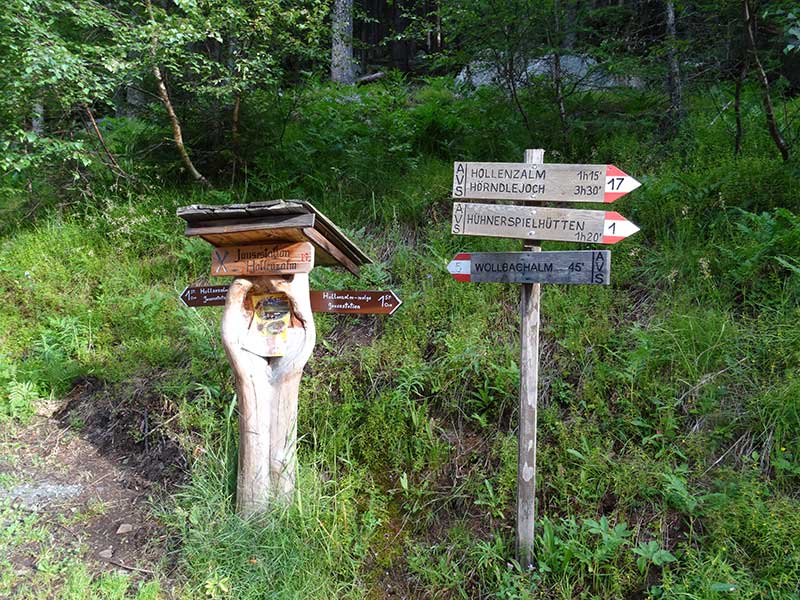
[221,274,316,517]
[517,148,544,568]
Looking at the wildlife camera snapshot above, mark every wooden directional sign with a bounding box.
[180,285,402,314]
[452,162,640,203]
[211,242,314,277]
[309,290,402,315]
[447,250,610,285]
[180,285,230,307]
[452,202,639,244]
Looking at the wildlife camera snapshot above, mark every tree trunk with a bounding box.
[221,274,316,517]
[665,1,684,124]
[31,102,44,135]
[552,0,570,152]
[146,0,210,186]
[563,0,578,50]
[331,0,356,84]
[743,0,789,161]
[83,104,127,177]
[152,64,211,187]
[734,59,747,157]
[231,93,241,182]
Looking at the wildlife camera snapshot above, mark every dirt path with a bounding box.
[0,379,187,598]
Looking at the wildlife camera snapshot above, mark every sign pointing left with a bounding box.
[181,285,230,307]
[447,250,611,285]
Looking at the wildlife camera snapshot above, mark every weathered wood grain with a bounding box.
[453,202,604,241]
[221,275,316,516]
[447,250,611,285]
[309,290,402,314]
[517,148,542,571]
[451,161,640,202]
[211,242,314,277]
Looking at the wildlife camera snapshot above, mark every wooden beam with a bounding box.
[517,148,543,569]
[302,227,361,276]
[184,213,315,237]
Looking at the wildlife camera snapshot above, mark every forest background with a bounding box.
[1,0,800,598]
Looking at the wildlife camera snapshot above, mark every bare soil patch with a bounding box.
[0,377,188,592]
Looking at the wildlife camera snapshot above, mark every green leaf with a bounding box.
[651,549,676,566]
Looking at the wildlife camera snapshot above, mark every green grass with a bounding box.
[1,78,799,598]
[0,500,164,599]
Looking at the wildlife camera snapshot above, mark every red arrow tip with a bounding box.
[606,165,627,177]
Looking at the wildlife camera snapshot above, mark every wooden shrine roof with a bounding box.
[177,200,372,275]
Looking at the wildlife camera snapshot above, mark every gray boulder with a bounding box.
[456,54,643,91]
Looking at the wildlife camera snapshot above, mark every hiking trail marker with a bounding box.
[181,285,402,315]
[452,202,639,244]
[211,242,314,277]
[177,201,401,518]
[447,250,610,285]
[452,161,640,202]
[449,151,641,569]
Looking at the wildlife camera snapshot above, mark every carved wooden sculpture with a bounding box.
[221,274,316,517]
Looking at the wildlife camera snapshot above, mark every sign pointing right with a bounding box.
[452,162,641,203]
[452,202,640,244]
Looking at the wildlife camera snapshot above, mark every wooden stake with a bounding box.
[517,148,543,568]
[221,274,316,517]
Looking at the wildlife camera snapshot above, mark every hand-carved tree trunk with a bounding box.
[221,274,316,517]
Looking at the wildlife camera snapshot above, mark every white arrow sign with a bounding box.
[452,162,641,203]
[451,202,640,244]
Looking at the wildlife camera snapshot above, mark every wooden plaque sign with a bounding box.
[452,202,639,244]
[309,290,402,314]
[447,250,611,285]
[211,242,314,277]
[180,285,229,307]
[180,285,403,314]
[452,162,640,203]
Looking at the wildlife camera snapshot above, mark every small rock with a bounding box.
[99,547,114,559]
[116,523,133,535]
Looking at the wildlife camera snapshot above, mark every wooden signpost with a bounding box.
[177,201,402,518]
[181,285,402,315]
[452,202,639,244]
[211,242,314,277]
[309,290,402,314]
[449,150,641,570]
[452,161,641,202]
[446,250,610,285]
[180,285,230,307]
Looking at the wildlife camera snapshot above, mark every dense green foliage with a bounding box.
[2,0,800,597]
[2,72,800,598]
